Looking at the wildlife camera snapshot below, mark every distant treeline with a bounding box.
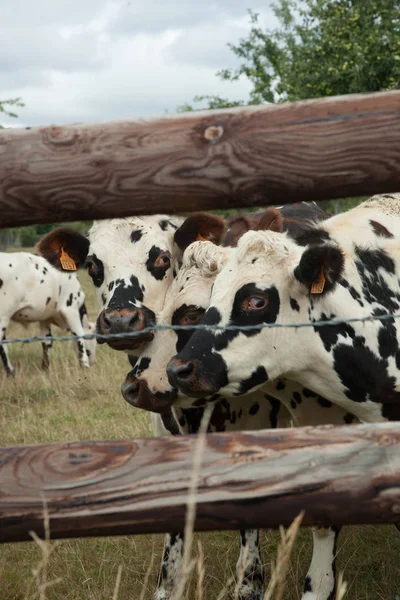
[0,198,365,251]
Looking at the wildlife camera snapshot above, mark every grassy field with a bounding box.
[0,258,399,600]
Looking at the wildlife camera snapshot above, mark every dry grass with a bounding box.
[0,258,399,599]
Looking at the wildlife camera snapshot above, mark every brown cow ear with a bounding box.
[223,215,251,247]
[174,213,226,251]
[36,227,89,271]
[256,207,283,233]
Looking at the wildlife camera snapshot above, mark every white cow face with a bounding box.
[121,241,232,412]
[167,229,348,399]
[37,214,226,353]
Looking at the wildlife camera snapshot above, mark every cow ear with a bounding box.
[256,207,283,233]
[36,227,89,271]
[174,213,226,251]
[223,215,251,247]
[294,244,344,294]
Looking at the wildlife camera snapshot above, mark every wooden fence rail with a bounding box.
[1,422,399,543]
[1,90,400,227]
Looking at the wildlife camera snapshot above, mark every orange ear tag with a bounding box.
[60,247,77,271]
[311,268,325,294]
[196,233,207,242]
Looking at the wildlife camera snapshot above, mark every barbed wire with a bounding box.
[2,309,400,346]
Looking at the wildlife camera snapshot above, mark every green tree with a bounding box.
[192,0,400,109]
[0,98,25,128]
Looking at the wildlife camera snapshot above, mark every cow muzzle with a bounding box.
[97,307,154,351]
[166,357,218,397]
[121,373,177,413]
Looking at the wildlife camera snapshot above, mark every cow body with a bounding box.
[0,252,96,374]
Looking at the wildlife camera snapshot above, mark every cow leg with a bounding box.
[236,529,263,600]
[301,526,340,600]
[62,311,90,368]
[153,532,184,600]
[0,319,13,376]
[39,323,53,370]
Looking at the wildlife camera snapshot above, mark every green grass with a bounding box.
[0,253,399,599]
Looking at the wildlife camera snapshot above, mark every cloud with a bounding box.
[0,0,276,127]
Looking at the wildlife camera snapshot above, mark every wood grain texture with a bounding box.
[1,91,400,227]
[1,423,399,543]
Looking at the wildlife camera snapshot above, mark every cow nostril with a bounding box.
[101,315,111,331]
[121,380,140,406]
[176,362,195,381]
[128,311,140,331]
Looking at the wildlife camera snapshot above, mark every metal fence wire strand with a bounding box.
[2,310,400,346]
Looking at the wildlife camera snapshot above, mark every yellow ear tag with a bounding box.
[60,247,77,271]
[196,233,207,242]
[311,268,325,294]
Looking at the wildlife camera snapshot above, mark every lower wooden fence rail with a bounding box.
[1,422,399,544]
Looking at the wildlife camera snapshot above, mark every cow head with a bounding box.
[121,207,284,411]
[121,240,232,411]
[167,228,346,399]
[37,214,226,353]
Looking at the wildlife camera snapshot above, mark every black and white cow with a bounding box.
[166,194,400,596]
[122,237,357,600]
[167,194,400,424]
[36,214,226,353]
[0,252,96,375]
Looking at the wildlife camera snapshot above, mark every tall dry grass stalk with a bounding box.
[171,403,214,600]
[263,512,304,600]
[26,500,61,600]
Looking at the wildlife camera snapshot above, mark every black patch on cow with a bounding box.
[128,355,138,368]
[0,279,2,289]
[303,576,312,593]
[370,219,393,238]
[317,397,333,408]
[159,219,169,231]
[290,399,296,409]
[130,229,143,243]
[265,394,280,428]
[276,379,286,390]
[295,244,344,295]
[290,297,300,312]
[293,391,302,404]
[46,297,51,305]
[79,303,88,325]
[249,402,260,415]
[313,312,356,352]
[333,339,400,419]
[108,281,114,292]
[85,254,104,288]
[235,366,268,396]
[355,247,399,312]
[146,245,171,280]
[130,356,151,378]
[295,227,331,247]
[302,386,333,407]
[101,293,106,305]
[173,306,229,395]
[343,412,356,424]
[66,293,73,307]
[172,304,205,353]
[108,276,144,310]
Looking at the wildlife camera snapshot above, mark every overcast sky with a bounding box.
[1,0,276,128]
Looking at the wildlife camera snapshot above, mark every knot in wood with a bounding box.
[204,125,223,144]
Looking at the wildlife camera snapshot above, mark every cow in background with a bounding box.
[0,252,96,375]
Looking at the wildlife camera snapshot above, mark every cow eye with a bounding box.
[179,308,204,326]
[154,252,171,268]
[242,296,268,312]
